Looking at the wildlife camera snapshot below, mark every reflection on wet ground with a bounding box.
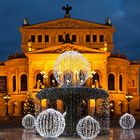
[0,128,139,140]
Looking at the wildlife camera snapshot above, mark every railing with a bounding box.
[8,53,26,60]
[130,60,140,64]
[109,53,127,59]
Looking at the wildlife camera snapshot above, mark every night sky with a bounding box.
[0,0,140,61]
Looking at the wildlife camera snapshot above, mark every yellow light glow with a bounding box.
[41,99,47,107]
[27,40,32,47]
[103,46,107,52]
[89,99,95,108]
[28,47,32,52]
[57,100,63,112]
[103,41,108,52]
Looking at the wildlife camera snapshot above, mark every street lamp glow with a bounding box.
[126,93,133,100]
[3,95,11,100]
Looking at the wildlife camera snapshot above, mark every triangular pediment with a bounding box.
[21,18,115,30]
[26,43,109,54]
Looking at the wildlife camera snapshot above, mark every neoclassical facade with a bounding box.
[0,9,140,116]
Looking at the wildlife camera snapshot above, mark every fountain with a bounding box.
[36,51,109,136]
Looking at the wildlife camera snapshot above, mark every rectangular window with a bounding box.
[58,35,63,42]
[38,35,42,42]
[86,35,90,42]
[72,35,77,42]
[31,35,35,42]
[0,76,7,93]
[93,35,97,42]
[100,35,104,42]
[45,35,49,42]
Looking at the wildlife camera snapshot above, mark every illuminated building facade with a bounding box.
[0,5,140,117]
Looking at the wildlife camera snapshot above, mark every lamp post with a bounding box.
[126,92,133,113]
[3,94,11,116]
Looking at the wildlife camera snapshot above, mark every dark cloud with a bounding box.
[0,0,140,61]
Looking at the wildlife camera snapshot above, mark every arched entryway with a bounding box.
[48,70,58,87]
[79,100,88,118]
[34,71,45,89]
[21,101,26,116]
[56,100,66,113]
[12,101,18,115]
[90,69,103,88]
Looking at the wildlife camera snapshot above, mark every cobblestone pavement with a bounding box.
[0,128,139,140]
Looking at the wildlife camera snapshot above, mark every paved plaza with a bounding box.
[0,128,139,140]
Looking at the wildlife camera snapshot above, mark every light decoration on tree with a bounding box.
[95,98,110,135]
[54,51,91,87]
[119,113,136,129]
[35,109,66,138]
[23,95,35,115]
[22,114,35,129]
[76,116,100,139]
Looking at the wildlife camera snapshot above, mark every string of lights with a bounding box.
[119,113,136,129]
[76,116,100,139]
[35,109,66,138]
[54,51,91,87]
[22,114,35,130]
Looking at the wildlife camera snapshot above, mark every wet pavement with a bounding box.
[0,128,139,140]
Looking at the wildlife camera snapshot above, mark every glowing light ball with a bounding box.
[35,109,66,138]
[22,114,35,129]
[54,51,91,86]
[119,113,136,129]
[76,116,100,139]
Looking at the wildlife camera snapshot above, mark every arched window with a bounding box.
[35,73,44,89]
[20,74,27,91]
[13,75,16,92]
[50,73,58,87]
[108,73,115,90]
[92,73,100,88]
[119,75,123,91]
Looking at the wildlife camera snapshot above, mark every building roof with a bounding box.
[20,17,115,31]
[0,61,5,65]
[109,53,128,60]
[130,60,140,65]
[26,43,109,54]
[8,53,27,60]
[28,17,112,26]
